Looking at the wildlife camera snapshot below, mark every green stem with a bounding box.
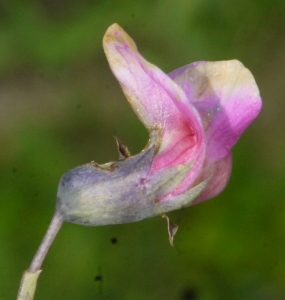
[17,211,64,300]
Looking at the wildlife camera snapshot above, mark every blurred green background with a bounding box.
[1,0,285,299]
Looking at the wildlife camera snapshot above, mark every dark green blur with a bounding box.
[1,1,284,299]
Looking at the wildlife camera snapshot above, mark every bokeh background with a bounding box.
[1,0,285,299]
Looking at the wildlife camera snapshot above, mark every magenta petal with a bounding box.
[103,24,206,191]
[169,60,262,162]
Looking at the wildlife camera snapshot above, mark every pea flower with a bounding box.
[56,23,262,227]
[17,24,262,300]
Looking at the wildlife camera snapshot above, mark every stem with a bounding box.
[29,211,63,272]
[17,210,64,300]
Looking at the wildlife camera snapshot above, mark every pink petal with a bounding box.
[192,154,232,204]
[169,60,262,162]
[103,24,206,191]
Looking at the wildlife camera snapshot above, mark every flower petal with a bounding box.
[103,24,206,192]
[169,60,262,162]
[192,154,232,203]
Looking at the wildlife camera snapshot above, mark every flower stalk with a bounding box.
[17,211,63,300]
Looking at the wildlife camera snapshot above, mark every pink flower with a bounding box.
[56,24,262,226]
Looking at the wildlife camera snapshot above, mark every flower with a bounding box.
[56,24,262,226]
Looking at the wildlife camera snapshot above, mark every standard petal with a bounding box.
[169,60,262,162]
[103,24,191,138]
[103,24,206,190]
